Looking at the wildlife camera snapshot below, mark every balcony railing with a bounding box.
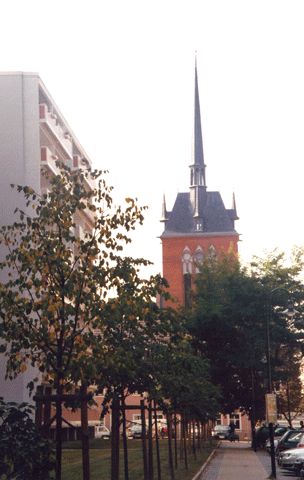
[39,104,73,159]
[73,155,95,191]
[40,146,62,175]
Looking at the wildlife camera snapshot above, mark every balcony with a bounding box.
[73,155,95,191]
[39,104,73,159]
[40,146,61,176]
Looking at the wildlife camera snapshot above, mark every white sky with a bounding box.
[1,0,304,277]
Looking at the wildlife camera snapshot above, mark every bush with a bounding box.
[0,398,55,479]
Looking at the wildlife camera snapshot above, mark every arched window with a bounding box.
[194,246,204,273]
[182,246,192,274]
[208,244,217,260]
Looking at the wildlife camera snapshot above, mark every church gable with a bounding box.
[162,191,237,236]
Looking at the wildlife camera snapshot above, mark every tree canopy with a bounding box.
[187,249,304,422]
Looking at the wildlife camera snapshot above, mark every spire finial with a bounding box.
[160,193,168,223]
[231,192,239,220]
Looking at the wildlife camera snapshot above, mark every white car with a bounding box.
[94,425,110,439]
[278,447,304,472]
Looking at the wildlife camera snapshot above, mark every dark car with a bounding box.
[256,425,291,450]
[211,425,231,440]
[265,426,289,453]
[276,429,303,455]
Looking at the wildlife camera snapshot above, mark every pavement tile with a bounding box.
[197,441,292,480]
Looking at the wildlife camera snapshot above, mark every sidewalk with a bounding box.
[195,441,288,480]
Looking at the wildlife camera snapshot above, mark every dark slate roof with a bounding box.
[161,190,237,237]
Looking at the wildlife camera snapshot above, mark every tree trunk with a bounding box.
[43,386,52,438]
[55,383,63,480]
[173,412,178,469]
[140,399,148,480]
[287,381,292,427]
[250,416,257,452]
[81,385,90,480]
[121,396,129,480]
[167,413,175,480]
[148,400,154,480]
[35,385,43,429]
[182,413,188,470]
[197,422,201,451]
[192,421,196,459]
[153,401,162,480]
[111,394,120,480]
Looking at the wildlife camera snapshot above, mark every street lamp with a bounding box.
[266,288,297,479]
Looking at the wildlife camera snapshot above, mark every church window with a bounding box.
[184,273,192,308]
[194,246,204,273]
[182,247,192,274]
[208,244,217,259]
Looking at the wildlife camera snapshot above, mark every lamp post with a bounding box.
[266,288,296,479]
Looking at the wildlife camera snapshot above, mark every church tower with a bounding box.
[160,60,239,307]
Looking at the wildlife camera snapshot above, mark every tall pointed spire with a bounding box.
[191,55,206,187]
[190,55,207,224]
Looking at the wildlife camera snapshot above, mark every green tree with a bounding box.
[153,337,220,421]
[0,162,146,479]
[92,256,175,480]
[274,344,304,426]
[188,250,304,427]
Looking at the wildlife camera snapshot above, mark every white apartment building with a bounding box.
[0,72,95,403]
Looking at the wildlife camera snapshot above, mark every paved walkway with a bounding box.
[195,441,292,480]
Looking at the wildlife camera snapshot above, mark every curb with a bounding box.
[192,445,219,480]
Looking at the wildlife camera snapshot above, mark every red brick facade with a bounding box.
[162,235,239,307]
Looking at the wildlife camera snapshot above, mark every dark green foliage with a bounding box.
[0,399,54,479]
[188,250,304,421]
[152,338,221,421]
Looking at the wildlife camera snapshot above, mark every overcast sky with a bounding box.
[1,0,304,277]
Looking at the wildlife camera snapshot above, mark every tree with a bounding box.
[0,162,146,479]
[92,256,172,480]
[274,344,304,426]
[187,250,304,427]
[250,247,304,414]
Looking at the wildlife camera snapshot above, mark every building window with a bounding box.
[133,414,141,424]
[194,246,204,273]
[182,247,192,274]
[195,221,203,231]
[208,244,217,260]
[229,413,240,429]
[184,273,192,308]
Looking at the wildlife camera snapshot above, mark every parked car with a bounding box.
[276,429,304,455]
[94,425,110,439]
[292,457,304,477]
[278,445,304,473]
[130,423,146,439]
[211,425,231,440]
[265,426,289,453]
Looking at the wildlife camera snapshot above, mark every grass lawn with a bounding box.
[62,439,216,480]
